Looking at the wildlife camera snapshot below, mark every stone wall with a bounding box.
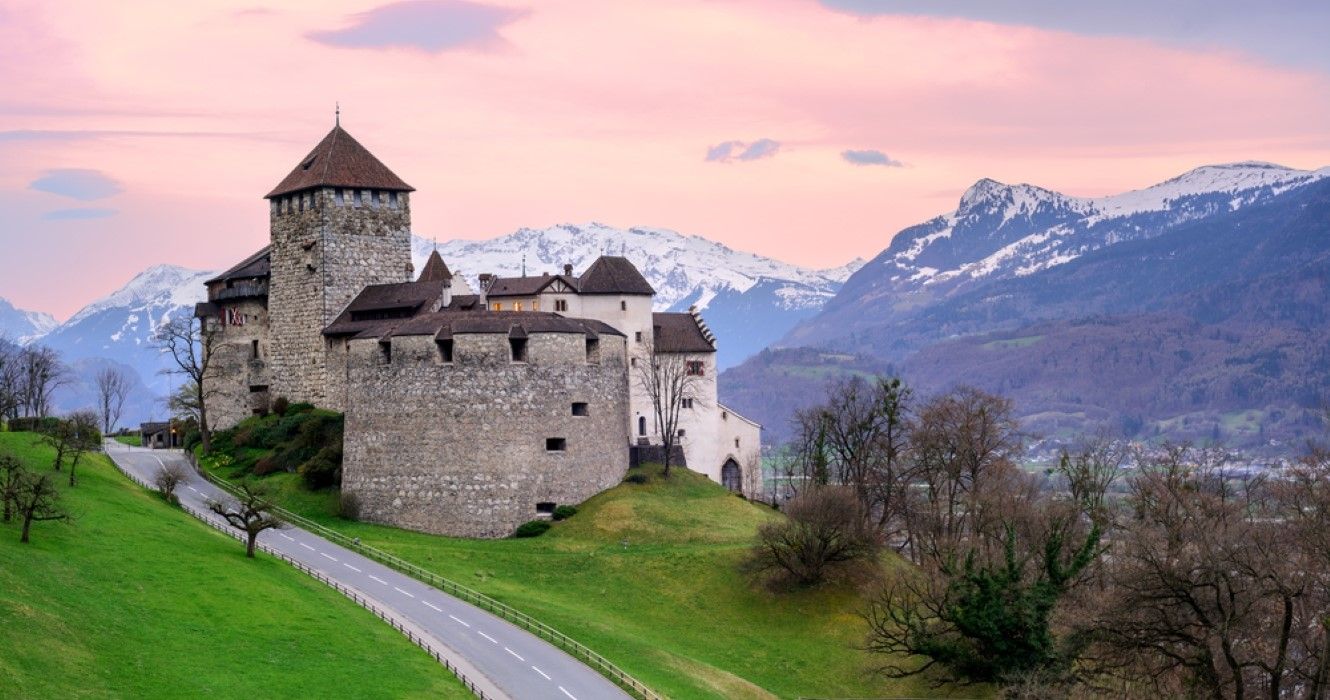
[202,297,271,430]
[342,330,630,538]
[266,187,412,410]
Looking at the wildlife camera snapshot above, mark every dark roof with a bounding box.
[445,294,481,311]
[206,246,271,284]
[323,280,446,336]
[346,311,624,341]
[417,251,452,282]
[577,256,654,295]
[485,273,578,297]
[653,312,715,353]
[140,422,171,433]
[266,125,414,199]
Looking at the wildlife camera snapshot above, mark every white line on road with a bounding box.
[532,666,550,680]
[186,486,198,492]
[505,647,525,662]
[449,615,471,628]
[559,686,577,700]
[477,631,497,644]
[393,586,416,598]
[320,552,337,562]
[279,533,294,541]
[423,601,442,612]
[369,575,388,585]
[299,542,316,551]
[342,563,362,573]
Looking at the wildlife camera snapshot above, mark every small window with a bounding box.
[353,190,362,207]
[532,300,539,311]
[248,384,269,394]
[722,411,728,420]
[630,357,637,367]
[585,337,599,363]
[634,331,642,343]
[735,438,740,448]
[389,191,398,208]
[515,302,524,312]
[677,429,686,437]
[510,337,528,363]
[437,338,454,363]
[571,402,589,417]
[250,339,260,359]
[536,502,556,514]
[379,341,392,365]
[492,302,503,311]
[545,438,566,452]
[638,416,647,436]
[335,188,344,205]
[555,299,568,312]
[686,360,705,376]
[682,398,693,409]
[367,190,378,208]
[620,300,627,311]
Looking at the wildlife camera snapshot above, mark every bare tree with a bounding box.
[635,348,706,478]
[154,462,191,505]
[207,481,282,558]
[0,453,24,522]
[14,471,67,543]
[154,315,219,454]
[745,485,881,586]
[0,339,22,421]
[63,410,101,487]
[38,418,76,472]
[17,345,65,418]
[94,366,132,434]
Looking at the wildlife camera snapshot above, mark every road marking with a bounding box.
[186,486,198,493]
[279,533,294,541]
[449,614,471,628]
[532,666,550,680]
[423,601,442,612]
[477,631,497,644]
[369,575,388,585]
[559,686,577,700]
[393,586,416,598]
[342,563,362,573]
[504,647,525,662]
[299,542,316,551]
[320,552,337,562]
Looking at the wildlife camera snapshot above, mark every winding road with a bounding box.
[105,441,631,700]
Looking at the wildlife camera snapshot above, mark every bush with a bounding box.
[624,473,649,485]
[298,444,343,490]
[744,486,881,587]
[271,396,290,417]
[513,520,551,538]
[8,417,61,434]
[552,505,577,521]
[252,457,282,476]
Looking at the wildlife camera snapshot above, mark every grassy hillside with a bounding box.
[0,432,470,699]
[205,452,943,699]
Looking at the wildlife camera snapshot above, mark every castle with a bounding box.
[197,123,762,537]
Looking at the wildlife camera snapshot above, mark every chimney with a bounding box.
[478,273,494,308]
[563,264,573,277]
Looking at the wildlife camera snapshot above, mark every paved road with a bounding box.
[106,442,631,700]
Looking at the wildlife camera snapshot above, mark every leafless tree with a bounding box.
[94,366,132,434]
[13,471,67,543]
[745,485,881,586]
[154,315,219,453]
[635,348,706,478]
[1055,435,1126,527]
[153,462,191,505]
[0,340,23,421]
[38,418,76,472]
[63,410,101,487]
[0,453,24,522]
[207,481,282,558]
[17,345,65,418]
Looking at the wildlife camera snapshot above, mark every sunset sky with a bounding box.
[2,0,1329,319]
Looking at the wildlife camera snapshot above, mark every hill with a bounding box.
[0,432,469,699]
[201,450,943,700]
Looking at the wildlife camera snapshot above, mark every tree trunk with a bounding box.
[68,463,76,487]
[20,513,32,543]
[245,531,256,558]
[199,398,212,455]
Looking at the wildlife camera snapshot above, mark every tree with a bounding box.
[63,410,101,487]
[635,348,706,478]
[207,481,282,558]
[17,345,65,418]
[0,339,23,421]
[0,453,24,522]
[13,471,67,543]
[153,462,191,505]
[94,366,132,434]
[745,485,881,586]
[38,417,75,472]
[154,315,220,454]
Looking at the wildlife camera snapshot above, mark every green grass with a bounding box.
[112,435,139,447]
[0,433,471,699]
[206,455,946,699]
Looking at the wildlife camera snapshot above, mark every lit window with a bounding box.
[532,300,539,311]
[515,302,524,312]
[492,303,502,311]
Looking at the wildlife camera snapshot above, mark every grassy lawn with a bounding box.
[112,434,139,447]
[0,432,471,700]
[205,455,945,699]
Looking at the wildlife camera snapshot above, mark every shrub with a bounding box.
[298,444,343,490]
[8,417,61,434]
[744,486,881,587]
[271,396,290,417]
[153,463,191,506]
[513,520,551,538]
[624,473,649,485]
[552,505,577,521]
[252,457,282,476]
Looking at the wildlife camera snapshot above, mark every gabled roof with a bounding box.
[417,250,452,283]
[206,246,271,284]
[323,280,445,337]
[653,312,715,353]
[266,125,414,199]
[486,273,579,297]
[578,256,654,295]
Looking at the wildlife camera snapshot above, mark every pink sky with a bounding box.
[2,0,1329,319]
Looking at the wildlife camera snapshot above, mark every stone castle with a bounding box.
[197,123,761,537]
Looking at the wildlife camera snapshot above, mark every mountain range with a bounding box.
[724,162,1330,451]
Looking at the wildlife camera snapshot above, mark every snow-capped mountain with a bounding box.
[787,161,1330,348]
[0,297,57,344]
[413,222,861,367]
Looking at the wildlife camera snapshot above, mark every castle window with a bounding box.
[536,502,556,515]
[630,357,637,367]
[634,331,642,343]
[555,299,568,312]
[389,191,398,208]
[509,337,528,363]
[251,339,260,359]
[367,190,378,208]
[437,338,454,363]
[545,438,566,452]
[298,194,305,212]
[682,398,693,409]
[379,341,392,365]
[735,438,740,448]
[248,384,268,394]
[335,188,344,206]
[677,429,686,438]
[686,360,705,376]
[571,402,589,417]
[353,190,362,207]
[638,416,647,436]
[585,337,599,363]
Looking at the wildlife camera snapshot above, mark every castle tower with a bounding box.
[264,122,414,409]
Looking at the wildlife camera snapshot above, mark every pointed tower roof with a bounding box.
[417,250,453,283]
[266,125,414,199]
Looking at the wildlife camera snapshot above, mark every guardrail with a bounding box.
[105,445,495,699]
[193,460,663,700]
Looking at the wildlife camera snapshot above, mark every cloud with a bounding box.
[705,138,781,163]
[29,169,122,201]
[42,207,117,221]
[841,149,904,167]
[308,0,529,52]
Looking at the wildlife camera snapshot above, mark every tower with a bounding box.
[264,122,414,409]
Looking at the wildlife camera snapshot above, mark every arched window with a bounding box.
[638,416,647,436]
